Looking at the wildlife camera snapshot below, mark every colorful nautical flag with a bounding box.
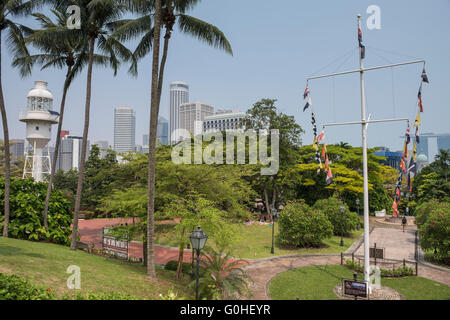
[303,86,310,99]
[406,126,411,144]
[408,159,417,175]
[403,141,408,159]
[415,126,420,143]
[414,111,421,127]
[413,141,417,160]
[322,143,327,159]
[400,157,407,173]
[324,155,329,171]
[418,83,423,112]
[392,200,398,217]
[317,130,325,143]
[313,136,319,151]
[304,96,312,112]
[358,27,365,59]
[326,167,333,185]
[421,67,429,83]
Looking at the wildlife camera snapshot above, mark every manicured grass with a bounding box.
[268,265,450,300]
[0,237,192,299]
[156,223,363,259]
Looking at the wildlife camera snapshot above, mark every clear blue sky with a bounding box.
[3,0,450,151]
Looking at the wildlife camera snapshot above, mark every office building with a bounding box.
[55,135,90,172]
[203,110,245,133]
[374,147,403,171]
[169,82,189,144]
[157,116,169,145]
[179,102,214,138]
[114,106,135,154]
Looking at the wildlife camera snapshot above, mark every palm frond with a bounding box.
[6,20,32,77]
[177,14,233,56]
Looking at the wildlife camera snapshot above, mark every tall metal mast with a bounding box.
[306,14,425,293]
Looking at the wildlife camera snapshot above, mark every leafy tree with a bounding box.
[0,178,72,245]
[412,149,450,205]
[113,0,233,279]
[312,198,358,236]
[0,0,44,237]
[277,200,333,247]
[244,98,304,215]
[418,205,449,263]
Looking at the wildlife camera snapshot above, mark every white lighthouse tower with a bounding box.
[19,80,59,182]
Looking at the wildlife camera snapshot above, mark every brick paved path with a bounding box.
[353,228,416,261]
[78,218,193,265]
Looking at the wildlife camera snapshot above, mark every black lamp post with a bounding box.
[189,226,208,300]
[356,198,360,231]
[340,204,345,247]
[270,207,277,254]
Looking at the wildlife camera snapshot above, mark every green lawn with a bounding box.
[0,237,191,299]
[156,223,363,259]
[268,265,450,300]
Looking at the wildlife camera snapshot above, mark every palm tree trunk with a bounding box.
[146,0,162,279]
[70,37,95,250]
[0,31,11,237]
[156,27,171,113]
[43,66,71,230]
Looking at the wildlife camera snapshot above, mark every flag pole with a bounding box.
[357,13,371,293]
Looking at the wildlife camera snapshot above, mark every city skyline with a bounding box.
[4,0,450,153]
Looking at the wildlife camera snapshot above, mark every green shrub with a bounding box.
[164,260,206,276]
[313,198,359,236]
[418,206,449,262]
[0,273,55,300]
[415,199,448,227]
[277,200,333,248]
[0,178,72,245]
[345,260,414,277]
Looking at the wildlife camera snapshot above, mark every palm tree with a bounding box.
[194,250,252,300]
[51,0,133,250]
[13,8,117,231]
[112,0,232,279]
[0,0,43,237]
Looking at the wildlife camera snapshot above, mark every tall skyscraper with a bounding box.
[55,135,90,172]
[169,82,189,144]
[114,106,135,154]
[157,116,169,145]
[179,102,214,138]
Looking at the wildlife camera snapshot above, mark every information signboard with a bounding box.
[102,227,129,259]
[343,279,368,298]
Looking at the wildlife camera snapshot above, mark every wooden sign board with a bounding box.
[343,279,368,298]
[369,247,384,259]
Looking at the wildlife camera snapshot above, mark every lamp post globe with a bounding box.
[340,204,345,247]
[190,226,208,300]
